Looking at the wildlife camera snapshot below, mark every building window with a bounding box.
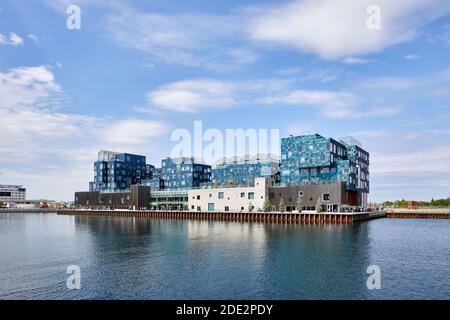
[225,206,229,212]
[240,192,245,198]
[298,191,303,196]
[191,205,194,209]
[208,203,215,212]
[197,195,200,200]
[218,192,224,199]
[323,193,330,202]
[248,192,254,200]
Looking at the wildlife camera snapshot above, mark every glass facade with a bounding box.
[280,134,369,193]
[211,155,280,187]
[89,150,156,192]
[160,157,211,190]
[141,168,164,191]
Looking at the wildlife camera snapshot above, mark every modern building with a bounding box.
[161,157,211,190]
[76,185,151,210]
[280,134,369,207]
[269,182,347,212]
[150,190,188,211]
[75,134,370,211]
[211,154,280,187]
[89,150,156,192]
[188,177,269,212]
[142,168,164,191]
[0,185,26,203]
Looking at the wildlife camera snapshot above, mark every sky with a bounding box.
[1,0,450,202]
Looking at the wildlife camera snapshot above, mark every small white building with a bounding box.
[188,177,269,212]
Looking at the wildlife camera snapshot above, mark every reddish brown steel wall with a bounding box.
[56,210,383,224]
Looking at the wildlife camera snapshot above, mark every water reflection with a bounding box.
[0,213,448,299]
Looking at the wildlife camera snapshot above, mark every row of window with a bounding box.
[269,192,331,202]
[193,191,256,200]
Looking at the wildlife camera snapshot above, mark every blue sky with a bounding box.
[1,0,450,201]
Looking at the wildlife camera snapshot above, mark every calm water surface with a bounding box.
[0,212,448,299]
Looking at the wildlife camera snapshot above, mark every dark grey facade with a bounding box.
[268,182,361,212]
[75,185,151,210]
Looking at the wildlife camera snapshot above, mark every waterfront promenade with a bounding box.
[58,209,385,224]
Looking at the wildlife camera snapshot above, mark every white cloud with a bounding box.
[342,57,368,64]
[28,34,39,44]
[302,68,339,83]
[285,124,316,136]
[148,79,237,112]
[356,76,421,91]
[0,32,24,46]
[259,89,370,118]
[404,53,421,60]
[147,77,403,118]
[104,9,257,71]
[0,65,169,199]
[351,129,450,201]
[248,0,450,59]
[373,145,450,174]
[104,119,170,145]
[147,78,291,113]
[276,67,303,77]
[8,32,23,46]
[43,0,450,66]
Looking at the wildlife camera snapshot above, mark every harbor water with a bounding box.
[0,212,448,299]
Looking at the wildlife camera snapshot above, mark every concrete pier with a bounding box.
[0,208,58,214]
[57,209,385,224]
[385,209,450,219]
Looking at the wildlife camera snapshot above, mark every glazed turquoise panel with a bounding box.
[280,134,369,193]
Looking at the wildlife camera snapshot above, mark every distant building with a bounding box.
[89,150,157,192]
[408,201,418,209]
[0,185,26,203]
[160,157,211,190]
[280,134,369,207]
[211,154,280,187]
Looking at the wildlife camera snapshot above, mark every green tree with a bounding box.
[297,196,303,212]
[316,197,323,213]
[263,199,271,212]
[278,198,285,212]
